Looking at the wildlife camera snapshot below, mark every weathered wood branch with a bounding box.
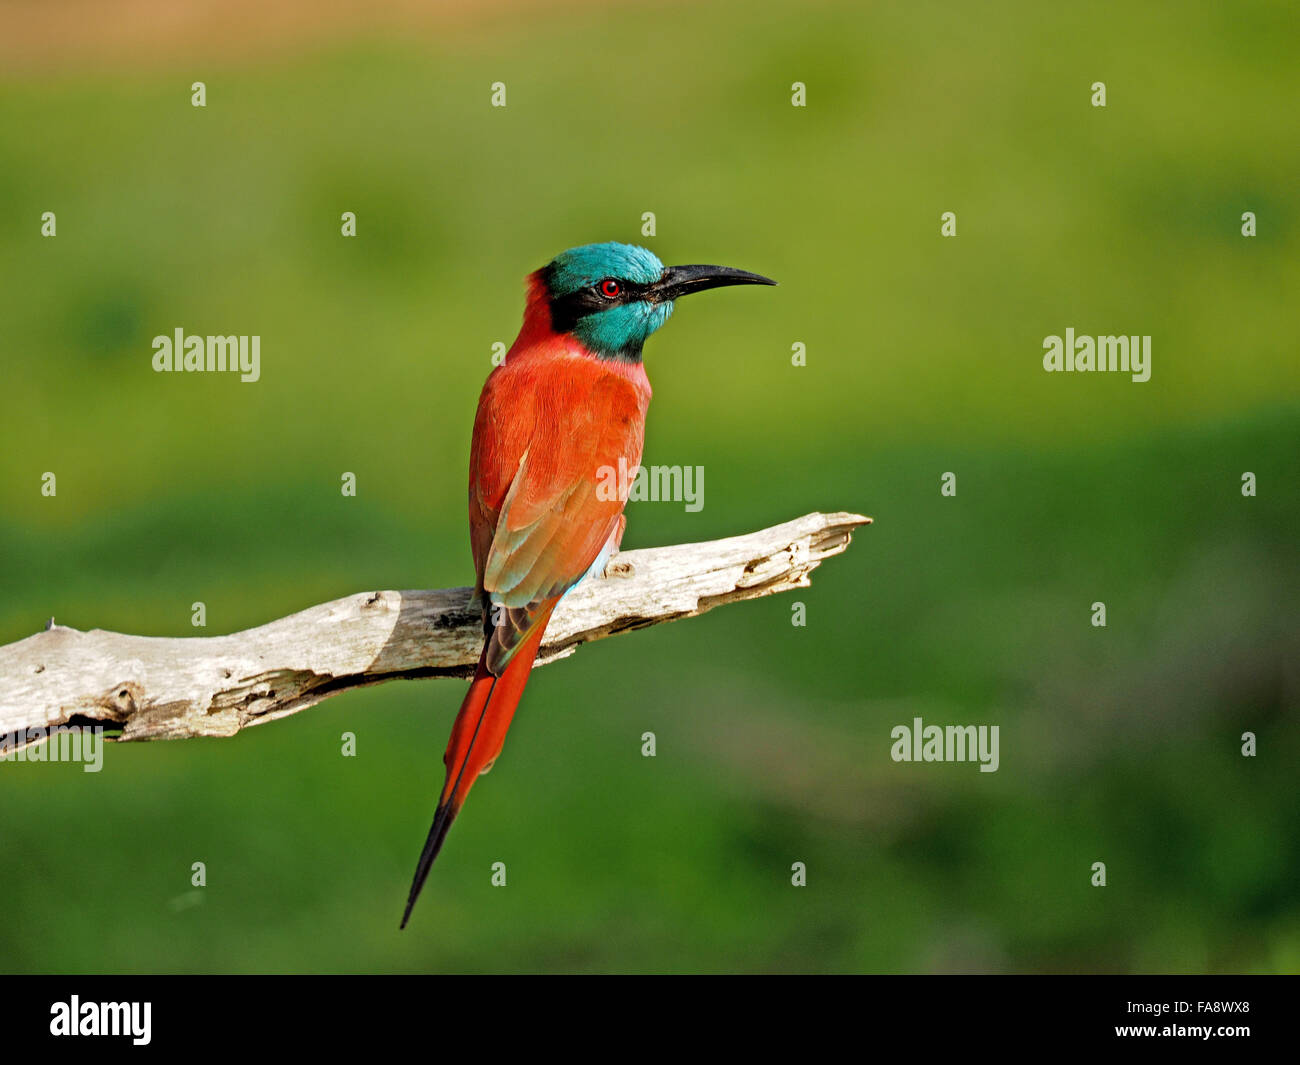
[0,511,869,748]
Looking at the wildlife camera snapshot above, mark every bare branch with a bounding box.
[0,511,869,746]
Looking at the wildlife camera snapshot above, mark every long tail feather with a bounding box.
[399,607,554,929]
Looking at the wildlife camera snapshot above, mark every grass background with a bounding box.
[0,0,1296,972]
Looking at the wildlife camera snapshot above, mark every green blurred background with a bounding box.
[1,0,1296,972]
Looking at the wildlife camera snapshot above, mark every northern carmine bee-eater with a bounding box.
[400,242,775,927]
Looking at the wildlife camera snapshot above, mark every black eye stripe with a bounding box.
[542,267,653,334]
[594,278,647,300]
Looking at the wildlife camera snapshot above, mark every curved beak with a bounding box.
[649,264,777,303]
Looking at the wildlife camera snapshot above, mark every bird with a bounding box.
[400,242,775,928]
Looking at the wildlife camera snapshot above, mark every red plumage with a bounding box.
[400,273,650,927]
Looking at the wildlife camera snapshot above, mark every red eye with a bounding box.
[599,279,621,298]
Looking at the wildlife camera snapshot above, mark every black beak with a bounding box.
[650,264,777,303]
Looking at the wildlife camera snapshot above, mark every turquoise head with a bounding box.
[540,242,775,361]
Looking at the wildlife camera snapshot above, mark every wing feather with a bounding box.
[468,358,648,673]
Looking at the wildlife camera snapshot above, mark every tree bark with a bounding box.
[0,511,869,748]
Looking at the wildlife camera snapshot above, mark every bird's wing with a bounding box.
[470,363,647,674]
